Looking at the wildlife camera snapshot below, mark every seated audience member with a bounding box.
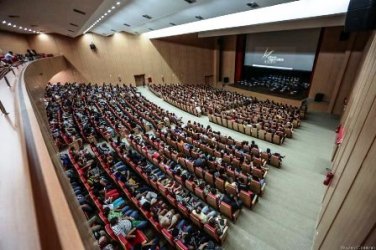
[110,217,147,238]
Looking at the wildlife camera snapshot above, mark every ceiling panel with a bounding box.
[93,0,297,36]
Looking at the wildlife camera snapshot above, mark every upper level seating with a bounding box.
[149,84,250,116]
[45,82,285,248]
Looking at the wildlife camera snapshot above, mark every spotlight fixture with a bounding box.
[116,1,120,5]
[2,20,6,24]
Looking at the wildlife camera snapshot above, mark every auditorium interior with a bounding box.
[0,0,375,250]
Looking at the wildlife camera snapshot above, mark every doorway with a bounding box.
[204,75,214,86]
[134,74,145,87]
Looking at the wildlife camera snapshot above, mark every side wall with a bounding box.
[313,32,376,249]
[0,31,30,54]
[26,32,214,84]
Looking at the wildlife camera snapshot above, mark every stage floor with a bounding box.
[230,83,309,101]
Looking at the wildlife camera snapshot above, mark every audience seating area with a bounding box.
[45,82,284,249]
[149,84,250,116]
[149,84,307,145]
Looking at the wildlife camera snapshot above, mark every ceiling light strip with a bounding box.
[1,20,40,33]
[83,1,121,34]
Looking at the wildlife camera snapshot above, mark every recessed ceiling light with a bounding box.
[24,28,27,30]
[108,10,111,13]
[104,13,108,16]
[111,6,115,9]
[101,15,104,18]
[2,20,6,24]
[142,14,152,19]
[73,8,86,15]
[247,2,259,8]
[19,26,22,29]
[116,1,120,5]
[8,22,11,26]
[28,29,32,31]
[13,25,16,27]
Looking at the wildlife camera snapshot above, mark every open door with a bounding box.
[134,74,145,87]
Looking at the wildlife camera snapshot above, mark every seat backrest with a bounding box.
[195,187,206,201]
[207,193,219,209]
[215,177,225,191]
[195,167,204,178]
[273,134,281,145]
[190,213,203,227]
[245,126,251,135]
[225,183,238,196]
[265,132,273,142]
[204,172,214,185]
[219,201,233,219]
[270,155,281,167]
[186,160,195,172]
[239,190,252,208]
[250,180,261,194]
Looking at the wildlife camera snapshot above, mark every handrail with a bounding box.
[16,57,97,249]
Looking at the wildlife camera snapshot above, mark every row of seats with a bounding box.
[148,84,250,116]
[111,140,229,243]
[183,122,282,168]
[90,144,215,250]
[142,134,258,210]
[66,149,151,249]
[154,129,266,197]
[87,89,231,239]
[208,114,289,145]
[67,86,226,247]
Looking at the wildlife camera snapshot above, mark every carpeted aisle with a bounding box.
[137,86,339,250]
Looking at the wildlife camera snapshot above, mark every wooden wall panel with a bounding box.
[0,31,30,54]
[222,36,236,83]
[313,32,376,249]
[25,32,213,85]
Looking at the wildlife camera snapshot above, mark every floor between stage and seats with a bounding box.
[137,86,338,250]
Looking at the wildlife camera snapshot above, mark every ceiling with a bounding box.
[0,0,105,37]
[93,0,297,36]
[0,0,296,37]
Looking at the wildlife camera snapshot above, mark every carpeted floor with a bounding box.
[137,86,339,250]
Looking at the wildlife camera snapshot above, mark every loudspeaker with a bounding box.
[223,77,229,83]
[314,93,324,102]
[90,43,96,50]
[345,0,376,32]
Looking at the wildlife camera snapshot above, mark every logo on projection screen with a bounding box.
[262,48,284,64]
